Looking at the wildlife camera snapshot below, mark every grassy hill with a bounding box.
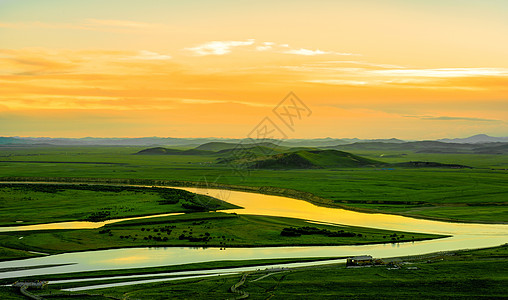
[224,149,472,170]
[216,145,283,156]
[195,141,284,152]
[193,142,239,151]
[250,150,383,169]
[135,147,213,155]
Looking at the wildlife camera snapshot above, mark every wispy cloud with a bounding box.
[179,98,270,107]
[185,39,255,56]
[256,42,274,51]
[405,115,499,122]
[372,68,508,78]
[305,79,368,86]
[283,48,355,56]
[284,48,328,56]
[124,50,172,60]
[182,39,358,57]
[307,60,406,69]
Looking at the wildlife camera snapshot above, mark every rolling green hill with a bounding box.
[193,142,239,151]
[195,141,284,152]
[328,141,508,154]
[224,149,472,170]
[135,147,214,155]
[250,150,383,169]
[217,145,282,156]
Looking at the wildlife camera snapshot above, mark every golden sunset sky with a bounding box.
[1,0,507,139]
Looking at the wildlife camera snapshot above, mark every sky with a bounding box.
[1,0,507,139]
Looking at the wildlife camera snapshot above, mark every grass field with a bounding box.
[0,183,238,226]
[1,145,507,222]
[4,245,503,300]
[0,246,39,261]
[0,213,442,255]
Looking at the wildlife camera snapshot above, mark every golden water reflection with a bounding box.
[0,213,182,232]
[179,187,508,237]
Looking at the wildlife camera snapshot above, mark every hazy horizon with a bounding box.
[3,133,507,141]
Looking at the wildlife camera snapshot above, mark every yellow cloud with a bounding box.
[185,39,255,56]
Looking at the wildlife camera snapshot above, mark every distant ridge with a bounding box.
[1,134,506,148]
[327,140,508,154]
[135,147,213,155]
[439,134,508,144]
[194,141,284,152]
[194,142,238,151]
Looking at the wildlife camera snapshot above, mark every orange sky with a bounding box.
[1,0,507,139]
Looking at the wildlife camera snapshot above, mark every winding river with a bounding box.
[0,185,507,286]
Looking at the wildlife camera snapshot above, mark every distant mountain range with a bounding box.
[438,134,508,144]
[0,134,507,147]
[325,141,508,154]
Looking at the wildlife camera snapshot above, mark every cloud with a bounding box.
[305,79,368,86]
[256,46,271,51]
[405,115,499,122]
[183,40,358,57]
[125,50,172,60]
[256,42,274,51]
[283,48,356,56]
[308,60,406,69]
[0,48,82,75]
[372,68,508,78]
[185,39,255,56]
[284,48,328,56]
[179,98,270,107]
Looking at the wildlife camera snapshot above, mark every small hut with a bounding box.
[346,255,373,266]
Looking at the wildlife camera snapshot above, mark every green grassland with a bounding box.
[6,245,503,300]
[0,183,238,226]
[0,146,507,223]
[0,213,442,255]
[0,246,39,261]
